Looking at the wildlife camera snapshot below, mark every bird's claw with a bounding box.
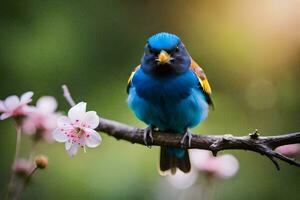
[143,126,154,148]
[180,130,192,148]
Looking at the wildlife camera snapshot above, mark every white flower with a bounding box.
[22,96,60,142]
[0,91,33,120]
[52,102,101,156]
[166,168,198,189]
[190,150,239,179]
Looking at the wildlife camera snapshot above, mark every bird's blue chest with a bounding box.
[128,69,208,133]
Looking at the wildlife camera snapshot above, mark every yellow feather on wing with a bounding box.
[190,59,214,107]
[126,65,140,93]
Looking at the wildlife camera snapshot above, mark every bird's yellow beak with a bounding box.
[157,50,171,64]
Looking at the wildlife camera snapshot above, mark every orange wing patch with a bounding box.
[126,65,141,93]
[190,59,214,107]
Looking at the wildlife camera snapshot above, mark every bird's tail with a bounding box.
[160,147,191,174]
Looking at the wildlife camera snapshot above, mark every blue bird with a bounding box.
[127,32,213,174]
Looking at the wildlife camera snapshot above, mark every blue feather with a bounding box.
[128,32,210,164]
[148,32,180,50]
[128,68,208,134]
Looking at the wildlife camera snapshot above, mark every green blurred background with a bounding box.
[0,0,300,199]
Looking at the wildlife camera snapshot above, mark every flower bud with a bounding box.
[35,155,48,169]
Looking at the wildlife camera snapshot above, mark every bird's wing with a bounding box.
[126,65,141,94]
[190,59,214,107]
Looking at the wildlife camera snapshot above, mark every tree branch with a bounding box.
[95,118,300,170]
[61,85,300,170]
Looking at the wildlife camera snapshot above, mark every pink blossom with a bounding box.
[190,150,239,179]
[166,168,198,189]
[275,144,300,157]
[22,96,60,142]
[52,102,101,156]
[0,91,33,120]
[12,159,34,178]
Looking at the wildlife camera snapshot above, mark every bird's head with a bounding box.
[141,32,191,75]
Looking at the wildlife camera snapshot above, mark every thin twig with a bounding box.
[26,166,38,182]
[61,85,300,170]
[14,126,22,163]
[5,126,23,200]
[14,166,38,200]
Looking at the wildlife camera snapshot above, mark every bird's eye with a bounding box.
[149,48,154,54]
[175,46,180,52]
[149,47,156,54]
[147,45,155,54]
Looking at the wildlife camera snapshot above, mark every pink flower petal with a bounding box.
[68,102,86,123]
[215,155,239,179]
[22,118,37,134]
[23,106,36,113]
[190,149,211,170]
[78,136,86,146]
[4,95,20,110]
[82,111,100,129]
[43,113,60,130]
[20,91,33,104]
[52,128,68,142]
[57,116,71,127]
[190,149,239,179]
[68,143,78,157]
[84,128,101,148]
[13,159,34,176]
[0,113,12,120]
[36,96,57,113]
[0,100,6,112]
[65,140,72,150]
[276,144,300,156]
[166,167,198,189]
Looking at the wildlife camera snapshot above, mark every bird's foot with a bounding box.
[180,129,192,148]
[143,126,154,148]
